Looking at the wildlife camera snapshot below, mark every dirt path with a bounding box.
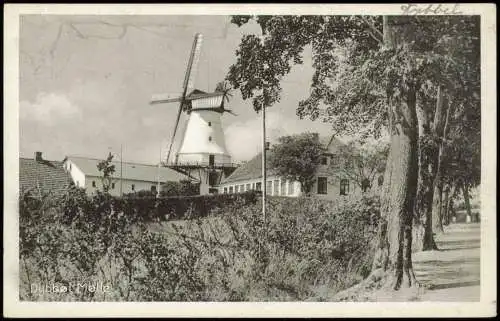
[413,223,481,301]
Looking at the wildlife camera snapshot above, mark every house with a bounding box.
[217,135,360,199]
[20,152,72,198]
[63,156,196,196]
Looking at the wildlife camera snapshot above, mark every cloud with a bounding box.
[20,92,81,123]
[224,110,333,162]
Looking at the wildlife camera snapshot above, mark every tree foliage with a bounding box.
[227,15,479,140]
[227,14,480,293]
[97,152,116,193]
[332,140,389,192]
[268,132,325,195]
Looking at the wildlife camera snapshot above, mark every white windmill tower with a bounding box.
[150,33,238,195]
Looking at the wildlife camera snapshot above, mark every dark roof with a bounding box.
[220,135,346,185]
[19,158,72,197]
[186,89,224,101]
[220,151,278,184]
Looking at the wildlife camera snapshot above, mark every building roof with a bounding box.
[19,158,72,197]
[220,134,346,185]
[220,150,278,184]
[65,156,194,183]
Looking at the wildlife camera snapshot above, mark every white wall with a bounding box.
[177,110,232,165]
[63,159,86,188]
[84,176,162,196]
[218,176,302,197]
[218,174,359,200]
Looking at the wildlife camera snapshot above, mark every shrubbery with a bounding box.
[19,186,380,301]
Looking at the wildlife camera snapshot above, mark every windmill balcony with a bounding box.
[165,160,240,169]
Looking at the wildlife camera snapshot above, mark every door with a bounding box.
[209,154,215,166]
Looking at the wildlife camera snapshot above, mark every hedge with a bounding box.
[117,190,261,221]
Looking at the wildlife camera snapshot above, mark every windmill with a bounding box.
[150,33,238,195]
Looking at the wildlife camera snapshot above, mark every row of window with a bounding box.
[222,177,350,196]
[223,179,295,196]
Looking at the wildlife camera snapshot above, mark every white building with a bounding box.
[63,156,195,196]
[175,90,232,166]
[217,135,361,199]
[166,89,238,195]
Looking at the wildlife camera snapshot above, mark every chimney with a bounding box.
[34,151,43,162]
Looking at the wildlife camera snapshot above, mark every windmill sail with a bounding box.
[150,93,183,105]
[182,33,203,94]
[165,33,204,164]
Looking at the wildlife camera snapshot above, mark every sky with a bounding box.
[19,15,336,164]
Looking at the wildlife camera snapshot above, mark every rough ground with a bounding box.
[363,222,481,302]
[413,222,481,301]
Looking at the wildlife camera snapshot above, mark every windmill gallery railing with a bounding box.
[163,161,240,170]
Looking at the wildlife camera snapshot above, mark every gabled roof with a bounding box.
[220,150,278,184]
[220,134,346,185]
[65,156,194,183]
[19,158,72,197]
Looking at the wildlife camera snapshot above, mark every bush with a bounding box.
[120,190,260,221]
[19,187,380,301]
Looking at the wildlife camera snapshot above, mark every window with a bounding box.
[208,121,212,127]
[255,182,262,191]
[229,186,234,193]
[151,185,157,193]
[317,177,328,194]
[111,182,115,189]
[246,183,251,191]
[92,181,96,188]
[208,136,212,142]
[235,185,239,193]
[224,187,228,194]
[340,179,349,196]
[131,184,135,191]
[273,180,279,195]
[288,180,294,195]
[280,180,287,196]
[330,156,339,166]
[266,181,272,195]
[320,156,328,165]
[209,154,215,166]
[239,185,244,193]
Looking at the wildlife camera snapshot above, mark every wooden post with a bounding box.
[262,96,267,224]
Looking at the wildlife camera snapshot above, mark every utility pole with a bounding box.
[157,144,162,197]
[262,94,267,224]
[120,144,123,197]
[260,33,268,225]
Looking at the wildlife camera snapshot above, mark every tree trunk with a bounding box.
[333,16,420,300]
[413,87,444,252]
[463,184,473,221]
[431,88,452,234]
[442,183,456,226]
[370,16,420,291]
[432,182,444,233]
[442,184,450,226]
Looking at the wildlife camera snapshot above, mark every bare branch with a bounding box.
[360,16,383,44]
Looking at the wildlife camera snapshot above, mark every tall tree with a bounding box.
[227,15,478,295]
[268,132,325,195]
